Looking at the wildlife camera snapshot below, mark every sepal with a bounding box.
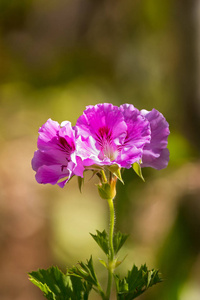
[97,182,116,200]
[98,259,108,269]
[114,255,127,268]
[132,162,145,182]
[77,176,84,193]
[107,165,124,184]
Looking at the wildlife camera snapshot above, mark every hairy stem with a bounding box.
[106,198,115,299]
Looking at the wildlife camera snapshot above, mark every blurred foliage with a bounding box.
[0,0,200,300]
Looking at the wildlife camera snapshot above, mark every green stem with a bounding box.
[108,198,115,260]
[101,170,107,183]
[106,198,115,299]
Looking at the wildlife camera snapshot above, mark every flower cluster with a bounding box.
[32,103,170,187]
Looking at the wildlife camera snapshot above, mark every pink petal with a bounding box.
[141,109,170,169]
[35,165,70,186]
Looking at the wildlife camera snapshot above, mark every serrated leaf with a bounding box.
[90,230,109,255]
[29,266,71,299]
[115,264,162,300]
[29,266,92,300]
[113,231,129,254]
[69,257,105,299]
[78,176,84,193]
[29,279,54,300]
[70,276,92,300]
[132,162,145,182]
[68,256,99,288]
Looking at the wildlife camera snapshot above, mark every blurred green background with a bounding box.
[0,0,200,299]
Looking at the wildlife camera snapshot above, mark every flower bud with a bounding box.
[97,179,116,200]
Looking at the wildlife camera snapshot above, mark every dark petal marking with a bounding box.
[95,126,112,145]
[55,135,75,155]
[61,165,67,172]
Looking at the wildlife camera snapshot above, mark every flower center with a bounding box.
[96,126,118,161]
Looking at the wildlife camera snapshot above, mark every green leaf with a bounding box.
[90,230,109,256]
[68,257,106,298]
[68,256,99,288]
[70,276,92,300]
[77,176,84,193]
[29,266,92,300]
[90,230,128,256]
[113,231,129,254]
[29,266,70,299]
[115,264,162,300]
[132,162,145,182]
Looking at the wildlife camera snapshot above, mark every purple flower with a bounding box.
[75,103,151,169]
[140,109,170,170]
[32,103,170,188]
[32,119,84,188]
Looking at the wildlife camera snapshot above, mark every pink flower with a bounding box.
[32,119,83,188]
[32,104,170,188]
[75,103,151,169]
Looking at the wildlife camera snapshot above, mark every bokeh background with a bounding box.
[0,0,200,299]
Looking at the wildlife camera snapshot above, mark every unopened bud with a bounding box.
[97,181,116,200]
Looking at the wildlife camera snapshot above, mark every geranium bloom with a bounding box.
[32,119,83,188]
[76,103,151,169]
[32,103,170,188]
[76,103,169,170]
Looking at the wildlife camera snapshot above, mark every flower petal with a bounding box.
[118,145,142,168]
[76,103,127,143]
[141,148,170,170]
[76,103,130,166]
[120,104,151,149]
[32,149,67,171]
[141,109,170,169]
[72,156,85,177]
[35,165,71,186]
[76,136,102,166]
[37,118,60,150]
